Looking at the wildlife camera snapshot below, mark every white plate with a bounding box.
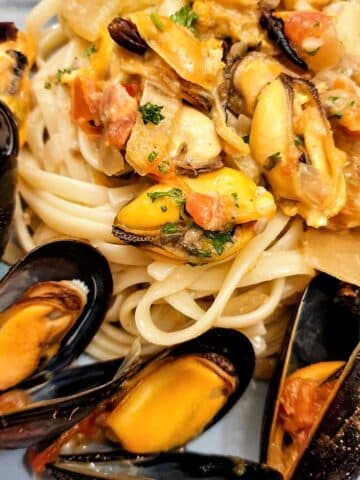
[0,2,269,477]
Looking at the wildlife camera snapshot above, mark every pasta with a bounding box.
[13,0,360,376]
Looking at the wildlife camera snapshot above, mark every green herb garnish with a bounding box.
[294,135,304,148]
[206,231,234,255]
[55,67,74,83]
[147,150,158,163]
[147,188,185,206]
[44,81,52,90]
[138,102,165,125]
[328,96,339,103]
[160,205,168,212]
[265,151,281,171]
[170,5,198,33]
[231,192,239,207]
[190,249,212,258]
[161,222,179,235]
[158,161,170,174]
[242,135,249,144]
[85,44,97,57]
[349,100,355,107]
[150,13,165,31]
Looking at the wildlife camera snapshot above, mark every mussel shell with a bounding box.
[0,240,113,391]
[47,451,283,480]
[0,358,128,449]
[292,344,360,480]
[261,273,360,472]
[0,100,18,256]
[12,329,253,454]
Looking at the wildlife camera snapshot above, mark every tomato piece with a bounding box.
[284,12,332,44]
[185,192,229,231]
[101,83,138,149]
[71,76,102,135]
[122,83,139,97]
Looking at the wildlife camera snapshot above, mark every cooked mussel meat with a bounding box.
[0,280,87,391]
[113,167,276,264]
[30,329,255,472]
[46,451,283,480]
[250,74,346,227]
[0,240,112,392]
[262,274,360,479]
[0,22,32,144]
[0,100,18,257]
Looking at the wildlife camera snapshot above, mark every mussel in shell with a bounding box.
[0,240,113,393]
[250,73,346,227]
[30,329,255,472]
[262,274,360,479]
[46,451,283,480]
[0,100,18,257]
[113,167,275,264]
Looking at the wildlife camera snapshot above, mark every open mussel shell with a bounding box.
[47,451,283,480]
[0,358,128,449]
[0,240,113,391]
[29,329,254,467]
[261,273,360,478]
[0,100,18,256]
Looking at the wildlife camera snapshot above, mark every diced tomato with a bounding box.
[71,76,103,135]
[122,83,138,97]
[284,12,332,44]
[185,192,229,231]
[101,83,138,149]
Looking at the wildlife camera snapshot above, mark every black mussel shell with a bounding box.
[26,329,254,462]
[0,358,131,449]
[47,451,283,480]
[261,274,360,474]
[0,100,18,256]
[0,240,113,391]
[292,343,360,480]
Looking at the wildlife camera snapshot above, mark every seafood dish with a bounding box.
[1,0,360,478]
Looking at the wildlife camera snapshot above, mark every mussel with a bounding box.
[0,100,18,257]
[113,167,275,264]
[0,240,113,393]
[250,74,346,227]
[46,451,283,480]
[262,274,360,479]
[29,329,255,472]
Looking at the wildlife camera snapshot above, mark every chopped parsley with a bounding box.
[160,205,168,212]
[170,5,198,33]
[138,102,165,125]
[85,44,97,57]
[55,67,75,83]
[206,231,234,255]
[158,161,170,174]
[150,13,165,31]
[161,222,179,235]
[190,249,211,258]
[242,135,249,144]
[349,100,356,107]
[294,135,304,148]
[44,80,52,90]
[265,151,281,171]
[147,150,158,163]
[328,96,339,103]
[147,188,185,206]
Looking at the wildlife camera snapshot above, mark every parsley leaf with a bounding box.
[85,44,97,57]
[265,151,281,171]
[158,161,170,174]
[161,205,168,212]
[161,222,179,235]
[44,81,52,90]
[327,96,339,103]
[206,231,234,255]
[138,102,165,125]
[147,188,185,206]
[147,150,158,163]
[55,67,75,83]
[150,13,165,31]
[190,249,212,258]
[170,5,198,32]
[294,135,304,148]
